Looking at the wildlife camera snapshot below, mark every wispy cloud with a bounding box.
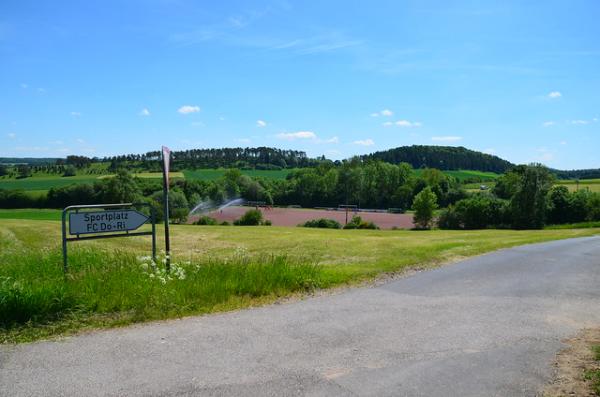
[371,109,393,117]
[20,83,28,89]
[547,91,562,99]
[431,136,462,142]
[569,119,589,125]
[139,108,150,116]
[395,120,422,128]
[276,131,316,140]
[190,121,205,128]
[352,139,375,146]
[7,132,16,139]
[70,111,81,117]
[319,136,339,144]
[177,105,200,114]
[382,119,422,128]
[236,138,251,144]
[256,120,267,127]
[542,121,555,127]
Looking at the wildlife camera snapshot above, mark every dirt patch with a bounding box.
[542,328,600,396]
[190,206,415,229]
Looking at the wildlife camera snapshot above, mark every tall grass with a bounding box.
[0,247,324,341]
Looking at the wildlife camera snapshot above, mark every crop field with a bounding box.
[414,169,500,182]
[0,175,102,191]
[556,179,600,192]
[183,168,294,181]
[1,215,598,343]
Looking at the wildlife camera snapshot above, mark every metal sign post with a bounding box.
[161,146,171,272]
[61,203,156,274]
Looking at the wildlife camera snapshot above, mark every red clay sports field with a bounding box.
[190,206,414,229]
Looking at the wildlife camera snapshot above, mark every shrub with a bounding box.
[62,165,77,177]
[412,187,438,229]
[343,216,379,230]
[263,219,272,226]
[220,221,231,226]
[233,209,264,226]
[301,218,342,229]
[194,216,218,225]
[438,195,509,229]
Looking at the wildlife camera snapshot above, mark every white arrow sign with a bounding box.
[69,209,149,235]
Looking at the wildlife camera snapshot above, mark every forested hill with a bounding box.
[104,147,322,171]
[362,145,514,173]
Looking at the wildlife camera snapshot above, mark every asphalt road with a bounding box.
[2,236,600,396]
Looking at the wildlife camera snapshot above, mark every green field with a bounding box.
[556,179,600,192]
[1,216,598,343]
[183,168,294,181]
[0,175,102,191]
[0,209,61,221]
[414,169,500,182]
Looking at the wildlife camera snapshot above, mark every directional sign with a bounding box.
[69,209,149,235]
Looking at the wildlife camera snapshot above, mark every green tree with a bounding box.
[412,187,438,229]
[62,165,77,177]
[98,169,141,203]
[16,164,31,179]
[0,164,7,177]
[547,185,571,224]
[510,164,554,229]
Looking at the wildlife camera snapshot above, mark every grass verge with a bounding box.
[584,345,600,395]
[1,249,325,343]
[1,220,599,343]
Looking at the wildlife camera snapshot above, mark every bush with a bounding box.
[438,195,508,229]
[301,218,342,229]
[412,187,438,229]
[220,221,231,226]
[343,216,379,230]
[62,166,77,177]
[233,209,264,225]
[264,219,272,226]
[302,218,342,229]
[194,216,218,225]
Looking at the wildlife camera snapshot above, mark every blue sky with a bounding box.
[1,0,599,169]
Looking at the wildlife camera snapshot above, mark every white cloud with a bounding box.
[76,138,85,144]
[276,131,316,140]
[431,136,462,142]
[7,132,16,139]
[593,117,598,122]
[256,120,267,127]
[139,108,150,116]
[547,91,562,99]
[219,116,226,121]
[70,111,81,117]
[395,120,422,128]
[542,121,555,127]
[372,109,393,117]
[352,139,375,146]
[177,105,200,114]
[560,141,567,145]
[320,136,339,144]
[570,119,589,125]
[236,138,251,144]
[382,121,394,127]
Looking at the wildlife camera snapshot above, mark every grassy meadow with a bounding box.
[1,215,599,343]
